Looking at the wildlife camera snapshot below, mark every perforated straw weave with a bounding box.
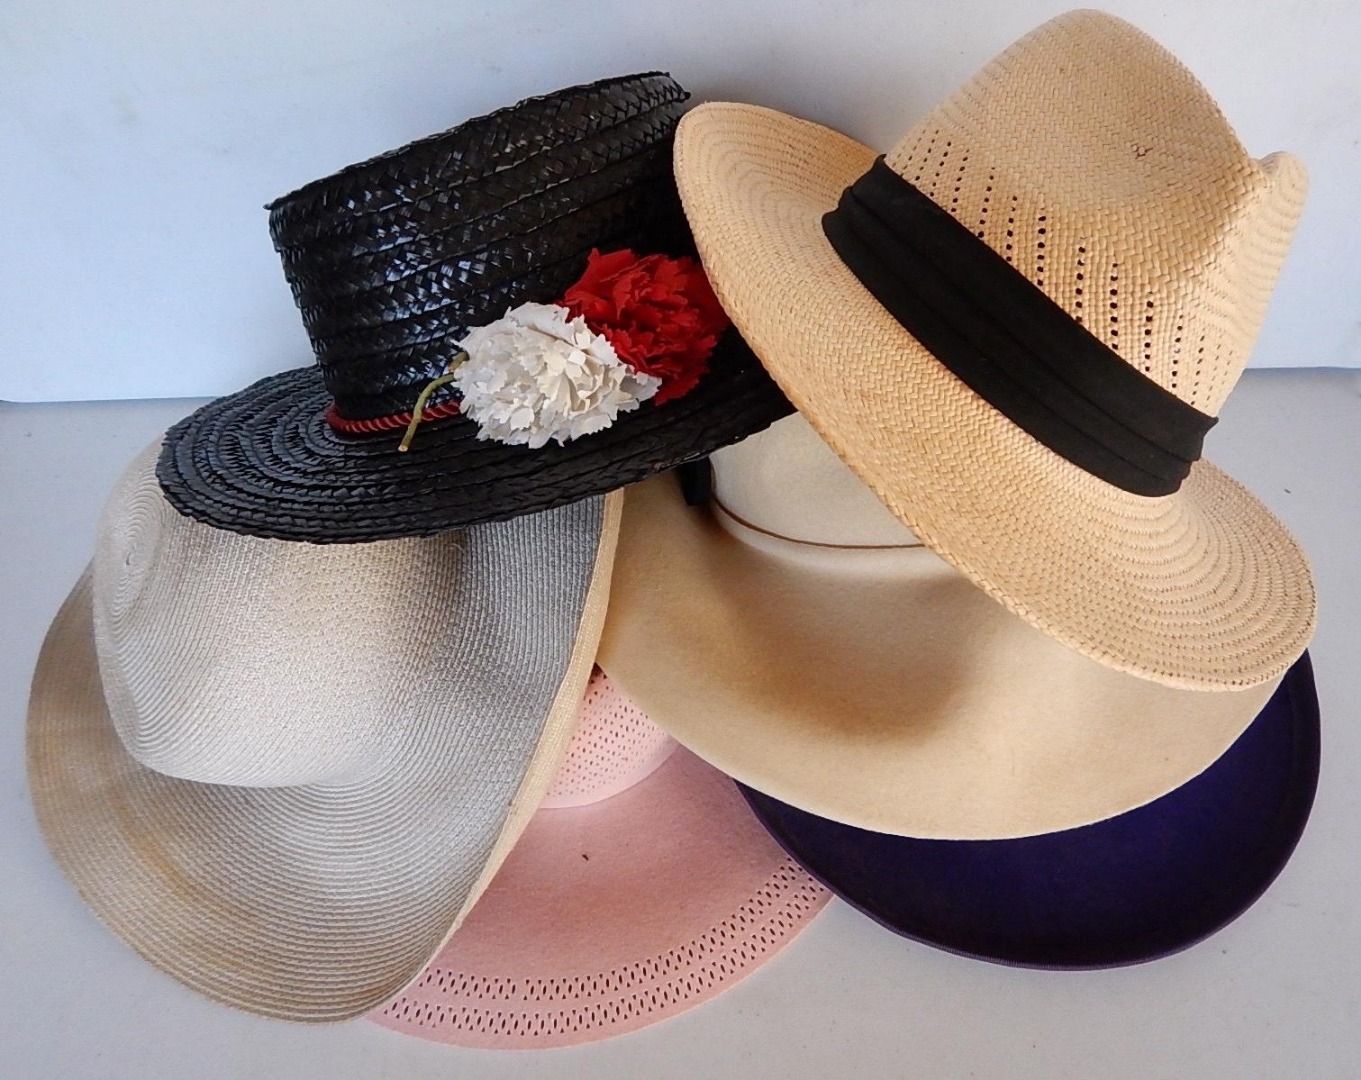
[671,10,1315,690]
[543,670,677,808]
[371,671,831,1049]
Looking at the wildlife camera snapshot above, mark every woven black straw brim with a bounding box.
[152,69,784,541]
[155,334,792,542]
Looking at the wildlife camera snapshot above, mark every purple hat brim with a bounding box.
[740,653,1320,969]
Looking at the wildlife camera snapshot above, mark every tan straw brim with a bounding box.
[27,493,618,1022]
[672,104,1314,690]
[599,473,1279,839]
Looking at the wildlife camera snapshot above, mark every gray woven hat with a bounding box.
[26,444,618,1021]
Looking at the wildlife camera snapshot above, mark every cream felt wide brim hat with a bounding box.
[26,445,618,1021]
[598,415,1279,840]
[671,9,1314,690]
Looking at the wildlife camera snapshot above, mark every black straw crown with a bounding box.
[266,73,691,422]
[155,72,794,544]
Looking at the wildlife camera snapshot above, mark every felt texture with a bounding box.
[741,654,1319,968]
[601,417,1278,839]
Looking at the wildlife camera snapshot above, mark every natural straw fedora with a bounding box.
[157,72,791,544]
[742,653,1319,968]
[599,415,1281,839]
[27,444,617,1021]
[670,10,1314,689]
[372,670,829,1049]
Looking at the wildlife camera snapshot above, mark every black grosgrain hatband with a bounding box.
[821,158,1216,497]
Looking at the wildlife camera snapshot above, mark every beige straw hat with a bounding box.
[598,415,1280,839]
[671,9,1314,690]
[26,444,618,1021]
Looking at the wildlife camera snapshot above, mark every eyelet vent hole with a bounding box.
[542,669,675,807]
[374,860,829,1046]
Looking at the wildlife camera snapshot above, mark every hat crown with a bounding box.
[93,446,465,786]
[883,9,1306,416]
[267,73,692,422]
[542,669,674,808]
[711,414,924,548]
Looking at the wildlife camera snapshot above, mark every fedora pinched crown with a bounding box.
[879,10,1306,419]
[670,9,1315,689]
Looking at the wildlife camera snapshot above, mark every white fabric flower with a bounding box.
[452,302,660,449]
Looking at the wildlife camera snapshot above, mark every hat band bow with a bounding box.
[822,158,1215,497]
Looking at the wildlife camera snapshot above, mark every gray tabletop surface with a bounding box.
[2,369,1358,1079]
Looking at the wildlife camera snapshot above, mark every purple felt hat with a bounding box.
[740,654,1319,969]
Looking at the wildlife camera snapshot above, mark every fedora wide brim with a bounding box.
[27,494,617,1022]
[740,655,1319,968]
[155,333,790,544]
[372,734,830,1049]
[598,472,1280,840]
[670,102,1314,690]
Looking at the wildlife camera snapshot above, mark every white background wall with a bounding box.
[2,0,1357,402]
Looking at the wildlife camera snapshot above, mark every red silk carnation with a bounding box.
[562,249,730,405]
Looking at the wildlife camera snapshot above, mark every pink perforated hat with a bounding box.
[370,670,831,1048]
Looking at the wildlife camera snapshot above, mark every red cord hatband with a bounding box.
[326,400,464,435]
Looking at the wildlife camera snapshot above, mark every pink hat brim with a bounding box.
[370,745,830,1048]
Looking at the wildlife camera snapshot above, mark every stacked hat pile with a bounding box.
[27,11,1320,1049]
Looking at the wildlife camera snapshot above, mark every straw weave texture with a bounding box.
[28,447,619,1020]
[373,674,830,1049]
[672,11,1314,688]
[543,670,678,808]
[158,72,792,543]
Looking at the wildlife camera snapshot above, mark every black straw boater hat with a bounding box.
[156,73,792,543]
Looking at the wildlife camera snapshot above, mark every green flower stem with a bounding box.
[398,353,468,453]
